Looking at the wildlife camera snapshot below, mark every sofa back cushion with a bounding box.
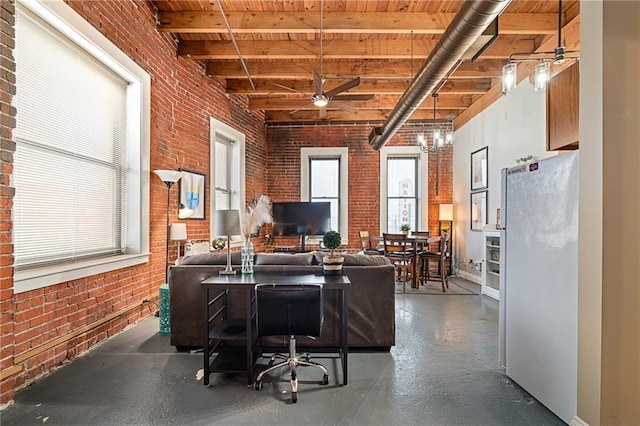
[175,251,241,265]
[255,252,314,266]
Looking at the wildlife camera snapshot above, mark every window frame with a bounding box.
[14,0,151,294]
[300,147,349,243]
[379,146,429,233]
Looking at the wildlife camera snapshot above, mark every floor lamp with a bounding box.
[439,203,454,276]
[154,169,184,284]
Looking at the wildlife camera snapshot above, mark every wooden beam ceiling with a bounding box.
[152,0,580,127]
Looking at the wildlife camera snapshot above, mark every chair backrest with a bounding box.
[440,232,450,257]
[382,233,410,258]
[255,283,324,337]
[411,231,431,238]
[359,230,371,251]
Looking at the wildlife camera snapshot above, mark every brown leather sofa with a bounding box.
[168,251,396,351]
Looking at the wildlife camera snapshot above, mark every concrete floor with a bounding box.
[1,280,564,425]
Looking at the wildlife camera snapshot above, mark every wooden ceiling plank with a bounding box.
[158,11,558,35]
[264,108,453,123]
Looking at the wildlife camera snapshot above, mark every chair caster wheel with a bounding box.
[291,392,297,403]
[322,374,329,385]
[253,380,262,390]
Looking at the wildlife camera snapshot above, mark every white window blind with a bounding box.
[13,8,128,269]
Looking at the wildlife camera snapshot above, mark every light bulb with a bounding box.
[434,129,441,140]
[534,62,550,91]
[502,62,517,93]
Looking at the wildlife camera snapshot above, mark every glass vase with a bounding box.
[241,238,254,274]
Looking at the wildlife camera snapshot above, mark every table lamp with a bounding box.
[169,223,188,260]
[215,209,241,275]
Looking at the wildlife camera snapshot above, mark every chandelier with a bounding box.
[417,93,454,152]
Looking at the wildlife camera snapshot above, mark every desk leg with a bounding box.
[341,287,349,386]
[202,287,210,386]
[245,289,254,386]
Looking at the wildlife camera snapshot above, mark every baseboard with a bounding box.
[571,416,589,426]
[457,270,482,285]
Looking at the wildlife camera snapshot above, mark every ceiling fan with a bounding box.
[277,0,373,119]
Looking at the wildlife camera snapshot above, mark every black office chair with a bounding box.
[253,283,329,403]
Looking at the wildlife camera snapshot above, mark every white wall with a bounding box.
[453,81,556,279]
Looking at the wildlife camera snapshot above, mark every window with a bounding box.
[300,148,348,240]
[380,146,428,233]
[13,0,150,293]
[210,118,245,243]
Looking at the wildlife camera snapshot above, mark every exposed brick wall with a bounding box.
[1,0,267,404]
[265,124,453,250]
[0,0,16,406]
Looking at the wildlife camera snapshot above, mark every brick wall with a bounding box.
[0,0,266,404]
[0,0,16,406]
[265,124,453,250]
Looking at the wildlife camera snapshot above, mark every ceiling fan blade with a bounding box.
[273,82,305,95]
[313,70,323,96]
[289,102,314,115]
[332,93,374,102]
[329,100,358,114]
[324,77,360,98]
[319,106,327,119]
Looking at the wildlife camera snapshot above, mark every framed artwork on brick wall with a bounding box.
[179,169,206,220]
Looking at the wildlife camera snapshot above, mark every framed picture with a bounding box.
[470,146,488,191]
[179,169,206,220]
[470,190,487,231]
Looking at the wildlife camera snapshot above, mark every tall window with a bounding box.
[301,148,348,239]
[214,135,234,210]
[210,118,245,242]
[379,146,428,233]
[13,0,150,292]
[386,157,418,232]
[309,158,340,231]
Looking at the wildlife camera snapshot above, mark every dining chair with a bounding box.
[359,230,384,255]
[382,233,416,293]
[417,233,450,292]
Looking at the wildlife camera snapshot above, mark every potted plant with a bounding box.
[322,230,344,275]
[400,223,411,236]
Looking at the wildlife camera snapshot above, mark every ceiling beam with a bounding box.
[179,38,535,60]
[206,59,506,80]
[248,95,472,111]
[264,108,453,123]
[158,11,559,35]
[226,78,494,95]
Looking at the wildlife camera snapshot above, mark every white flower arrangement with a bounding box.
[240,195,272,239]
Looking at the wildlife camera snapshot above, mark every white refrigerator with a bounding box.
[499,152,579,424]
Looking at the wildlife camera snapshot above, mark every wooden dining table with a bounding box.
[372,235,442,289]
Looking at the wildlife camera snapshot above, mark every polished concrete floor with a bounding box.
[1,280,564,425]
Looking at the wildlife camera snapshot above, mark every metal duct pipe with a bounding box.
[369,0,511,150]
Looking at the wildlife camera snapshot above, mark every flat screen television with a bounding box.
[272,202,331,249]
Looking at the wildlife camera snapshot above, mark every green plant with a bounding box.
[400,223,411,233]
[322,230,342,256]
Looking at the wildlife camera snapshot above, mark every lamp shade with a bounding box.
[169,223,187,241]
[154,169,183,184]
[215,209,241,236]
[439,204,454,221]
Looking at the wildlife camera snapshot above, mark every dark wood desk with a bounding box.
[201,272,351,386]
